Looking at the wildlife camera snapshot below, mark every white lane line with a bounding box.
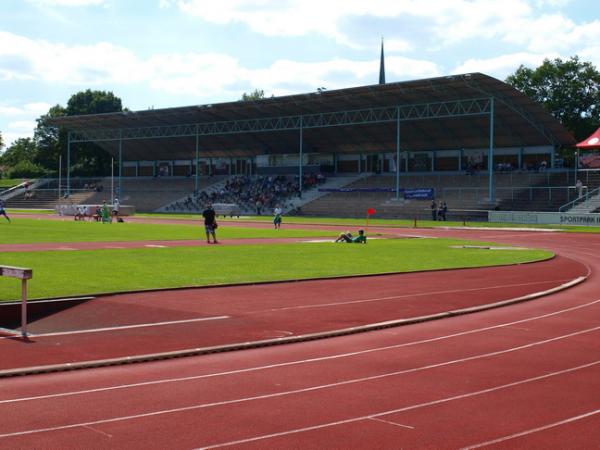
[30,316,230,338]
[265,279,572,313]
[145,244,167,248]
[461,409,600,449]
[196,362,600,449]
[2,299,599,405]
[368,417,414,429]
[0,329,598,439]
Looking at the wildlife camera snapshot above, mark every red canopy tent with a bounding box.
[576,127,600,149]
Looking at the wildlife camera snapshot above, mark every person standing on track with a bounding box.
[273,205,282,229]
[202,203,218,244]
[111,197,120,223]
[0,198,10,223]
[431,200,438,221]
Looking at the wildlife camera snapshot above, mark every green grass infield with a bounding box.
[0,238,552,300]
[0,218,337,244]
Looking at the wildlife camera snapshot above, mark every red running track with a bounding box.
[0,254,585,374]
[0,227,598,448]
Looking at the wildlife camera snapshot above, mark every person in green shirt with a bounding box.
[101,201,111,223]
[334,229,367,243]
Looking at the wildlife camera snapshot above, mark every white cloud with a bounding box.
[385,39,413,53]
[26,0,106,6]
[174,0,598,58]
[0,103,51,117]
[452,52,560,79]
[1,121,37,147]
[0,31,439,102]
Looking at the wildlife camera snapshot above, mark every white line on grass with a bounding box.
[1,299,598,405]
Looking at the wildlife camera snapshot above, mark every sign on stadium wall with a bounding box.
[489,211,600,226]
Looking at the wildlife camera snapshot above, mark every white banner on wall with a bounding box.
[489,210,600,226]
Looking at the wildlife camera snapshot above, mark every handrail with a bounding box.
[559,186,600,212]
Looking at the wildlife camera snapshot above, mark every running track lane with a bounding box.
[0,255,586,372]
[0,228,598,448]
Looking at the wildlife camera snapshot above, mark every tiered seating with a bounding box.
[497,171,600,211]
[300,174,494,220]
[299,170,595,219]
[166,174,324,214]
[106,177,228,212]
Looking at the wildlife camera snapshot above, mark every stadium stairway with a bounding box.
[283,174,371,215]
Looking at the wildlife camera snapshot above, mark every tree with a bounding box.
[34,90,123,176]
[505,56,600,142]
[34,104,67,174]
[0,138,47,178]
[0,131,4,151]
[0,138,38,167]
[241,89,266,101]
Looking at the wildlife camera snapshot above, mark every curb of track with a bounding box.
[0,271,586,378]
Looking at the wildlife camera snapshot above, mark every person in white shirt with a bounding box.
[273,206,282,229]
[111,198,120,222]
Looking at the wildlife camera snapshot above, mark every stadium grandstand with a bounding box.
[16,71,587,220]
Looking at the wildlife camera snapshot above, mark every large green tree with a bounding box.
[505,56,600,142]
[34,90,123,176]
[0,137,47,178]
[34,104,67,173]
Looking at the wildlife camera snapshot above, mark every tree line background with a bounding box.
[0,56,598,179]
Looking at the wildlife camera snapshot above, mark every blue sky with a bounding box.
[1,0,598,148]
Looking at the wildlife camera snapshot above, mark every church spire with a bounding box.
[379,37,386,85]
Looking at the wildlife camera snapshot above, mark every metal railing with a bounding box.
[559,186,600,212]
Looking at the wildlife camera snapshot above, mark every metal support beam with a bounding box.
[194,125,199,192]
[395,106,401,200]
[118,132,123,199]
[66,132,71,197]
[70,98,492,143]
[488,96,495,203]
[299,118,303,198]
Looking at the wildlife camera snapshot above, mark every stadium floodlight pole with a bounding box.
[395,106,401,200]
[299,117,303,199]
[195,124,199,193]
[66,132,71,197]
[488,96,495,203]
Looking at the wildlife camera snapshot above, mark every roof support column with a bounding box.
[66,132,71,197]
[118,131,123,200]
[194,125,199,193]
[395,106,401,200]
[488,97,495,203]
[298,117,303,198]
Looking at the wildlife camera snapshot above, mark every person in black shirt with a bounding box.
[202,204,218,244]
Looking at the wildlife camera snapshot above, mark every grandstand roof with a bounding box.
[49,73,575,161]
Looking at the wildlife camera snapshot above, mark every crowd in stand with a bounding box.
[165,174,325,214]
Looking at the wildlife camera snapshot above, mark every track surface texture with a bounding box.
[0,221,598,449]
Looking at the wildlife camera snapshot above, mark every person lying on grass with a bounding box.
[334,229,367,243]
